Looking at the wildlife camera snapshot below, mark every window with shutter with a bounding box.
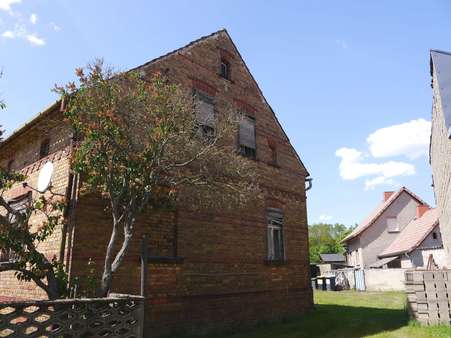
[239,115,256,159]
[194,90,215,138]
[7,193,31,224]
[267,209,285,261]
[1,193,31,262]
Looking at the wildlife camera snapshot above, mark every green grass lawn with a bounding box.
[221,290,451,338]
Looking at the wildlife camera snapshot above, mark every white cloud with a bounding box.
[335,39,348,49]
[50,22,61,32]
[336,147,415,181]
[1,23,45,46]
[26,33,44,46]
[0,0,21,14]
[1,30,14,38]
[29,13,37,24]
[364,177,396,191]
[367,119,431,160]
[319,214,333,222]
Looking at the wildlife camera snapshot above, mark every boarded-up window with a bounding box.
[239,115,256,159]
[194,90,215,137]
[267,209,285,261]
[387,217,399,233]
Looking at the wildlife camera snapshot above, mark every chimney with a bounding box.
[383,191,395,202]
[416,204,430,219]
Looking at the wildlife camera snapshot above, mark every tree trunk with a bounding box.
[46,270,60,300]
[99,220,119,297]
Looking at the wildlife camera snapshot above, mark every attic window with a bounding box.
[220,59,230,80]
[268,141,278,166]
[433,232,438,240]
[39,138,50,159]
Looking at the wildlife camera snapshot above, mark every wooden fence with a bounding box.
[405,270,451,325]
[0,294,144,337]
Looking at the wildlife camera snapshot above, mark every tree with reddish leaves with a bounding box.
[56,60,259,296]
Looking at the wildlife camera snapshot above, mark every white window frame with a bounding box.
[387,217,399,233]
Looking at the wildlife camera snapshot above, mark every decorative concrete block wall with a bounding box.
[405,270,451,325]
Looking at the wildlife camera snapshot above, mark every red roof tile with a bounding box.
[379,208,439,258]
[342,187,428,243]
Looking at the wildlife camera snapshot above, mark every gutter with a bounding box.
[305,177,313,191]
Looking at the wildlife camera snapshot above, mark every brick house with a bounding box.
[0,29,312,336]
[430,49,451,268]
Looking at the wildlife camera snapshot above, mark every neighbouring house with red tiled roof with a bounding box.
[342,187,431,268]
[378,207,445,269]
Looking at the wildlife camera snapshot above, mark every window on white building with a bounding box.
[387,217,399,233]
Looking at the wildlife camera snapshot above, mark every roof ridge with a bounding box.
[342,187,428,243]
[129,28,227,73]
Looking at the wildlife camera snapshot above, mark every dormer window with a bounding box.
[39,138,50,159]
[220,59,230,80]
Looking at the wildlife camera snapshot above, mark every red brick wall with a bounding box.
[70,31,312,336]
[0,112,73,300]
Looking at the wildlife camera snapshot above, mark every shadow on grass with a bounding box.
[219,304,409,338]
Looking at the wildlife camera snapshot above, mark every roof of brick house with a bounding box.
[378,208,439,258]
[342,187,428,243]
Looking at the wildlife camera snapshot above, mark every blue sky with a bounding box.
[1,0,450,226]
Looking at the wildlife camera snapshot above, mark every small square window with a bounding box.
[387,217,399,233]
[39,138,50,159]
[220,59,230,80]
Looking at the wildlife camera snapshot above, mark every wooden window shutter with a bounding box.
[194,90,215,128]
[196,99,215,128]
[239,116,256,149]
